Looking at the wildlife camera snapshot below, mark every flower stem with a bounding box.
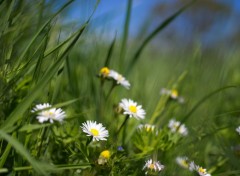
[106,81,116,100]
[116,115,129,136]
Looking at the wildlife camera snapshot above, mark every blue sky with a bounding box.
[61,0,240,46]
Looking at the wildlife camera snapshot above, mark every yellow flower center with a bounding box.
[198,167,206,173]
[129,105,137,113]
[171,89,178,98]
[100,150,110,159]
[90,128,99,136]
[43,111,55,118]
[149,163,155,169]
[181,160,188,167]
[173,123,179,130]
[100,67,110,77]
[146,126,151,132]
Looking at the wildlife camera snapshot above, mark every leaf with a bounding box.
[18,124,51,132]
[1,22,88,133]
[182,85,238,123]
[0,130,54,175]
[125,0,196,75]
[14,0,74,68]
[104,34,117,67]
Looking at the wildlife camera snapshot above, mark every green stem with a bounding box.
[116,115,129,136]
[0,163,92,174]
[106,81,116,100]
[36,127,47,157]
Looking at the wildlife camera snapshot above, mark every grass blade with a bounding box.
[1,23,88,132]
[15,0,74,68]
[104,34,116,67]
[119,0,132,69]
[0,130,54,175]
[125,0,196,75]
[182,85,238,123]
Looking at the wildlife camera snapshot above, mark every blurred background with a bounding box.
[62,0,240,51]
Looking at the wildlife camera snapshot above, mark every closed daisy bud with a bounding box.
[138,124,156,133]
[99,67,111,77]
[98,150,111,165]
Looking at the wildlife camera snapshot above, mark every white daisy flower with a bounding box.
[160,88,185,103]
[109,70,130,89]
[189,161,196,171]
[189,161,211,176]
[143,159,164,175]
[176,156,189,169]
[168,119,188,136]
[81,120,109,141]
[119,98,146,120]
[138,124,156,132]
[32,103,66,123]
[236,126,240,135]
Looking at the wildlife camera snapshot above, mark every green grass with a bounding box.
[0,0,240,175]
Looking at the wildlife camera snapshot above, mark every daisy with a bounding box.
[176,156,189,169]
[189,162,211,176]
[32,103,66,123]
[160,88,185,103]
[143,159,164,175]
[119,98,146,120]
[81,120,109,141]
[236,126,240,135]
[170,89,178,99]
[109,70,130,89]
[98,150,111,165]
[168,119,188,136]
[138,124,156,132]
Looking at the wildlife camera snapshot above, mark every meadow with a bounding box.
[0,0,240,175]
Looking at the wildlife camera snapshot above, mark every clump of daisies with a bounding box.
[32,103,66,123]
[176,156,190,169]
[236,126,240,135]
[81,120,109,141]
[168,119,188,136]
[97,150,111,165]
[189,162,211,176]
[143,159,164,175]
[160,88,184,103]
[98,66,130,89]
[119,98,146,120]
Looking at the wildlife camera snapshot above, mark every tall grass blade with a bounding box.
[104,34,116,67]
[126,0,196,74]
[0,130,54,175]
[182,85,238,123]
[1,23,88,133]
[119,0,132,69]
[15,0,74,68]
